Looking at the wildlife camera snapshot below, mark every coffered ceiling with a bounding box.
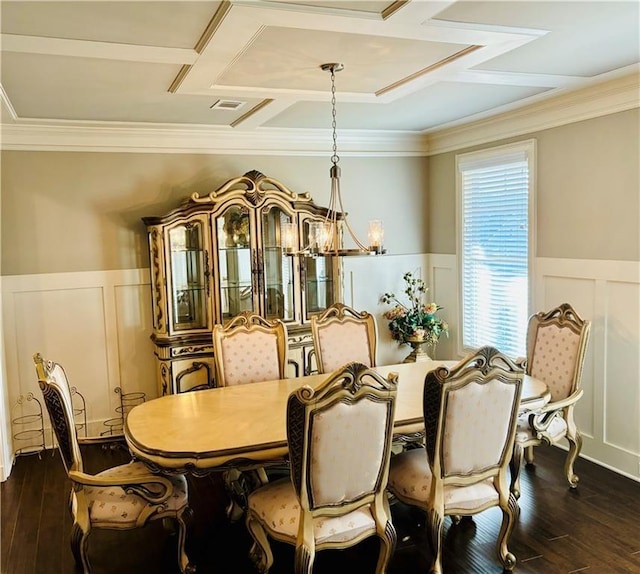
[1,1,638,142]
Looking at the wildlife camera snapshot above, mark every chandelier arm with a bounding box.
[334,176,368,252]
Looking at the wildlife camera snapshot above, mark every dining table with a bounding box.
[124,360,550,475]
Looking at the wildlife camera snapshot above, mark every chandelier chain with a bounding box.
[330,66,339,166]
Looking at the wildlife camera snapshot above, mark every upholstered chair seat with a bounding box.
[33,353,193,574]
[388,449,500,511]
[509,303,591,499]
[386,347,523,574]
[514,414,567,444]
[246,362,399,574]
[248,477,380,545]
[82,462,188,527]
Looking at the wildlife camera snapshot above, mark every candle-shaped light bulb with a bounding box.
[368,219,384,254]
[281,222,297,253]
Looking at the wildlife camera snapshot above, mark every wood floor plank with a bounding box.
[4,453,46,574]
[0,450,28,566]
[33,451,69,574]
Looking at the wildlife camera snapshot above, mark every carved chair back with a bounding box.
[213,311,288,386]
[311,303,377,374]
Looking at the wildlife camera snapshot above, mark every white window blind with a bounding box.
[457,142,534,358]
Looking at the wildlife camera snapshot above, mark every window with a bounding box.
[456,140,535,358]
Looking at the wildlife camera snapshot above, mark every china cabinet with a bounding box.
[143,170,342,395]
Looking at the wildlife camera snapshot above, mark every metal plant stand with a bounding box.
[101,387,146,437]
[12,393,46,457]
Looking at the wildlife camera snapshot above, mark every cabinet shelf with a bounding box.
[170,247,203,253]
[173,285,205,292]
[220,283,252,289]
[219,245,250,252]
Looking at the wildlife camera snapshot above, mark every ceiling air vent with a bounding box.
[210,99,246,111]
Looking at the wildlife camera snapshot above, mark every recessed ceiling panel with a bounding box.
[218,26,470,93]
[436,1,640,76]
[1,52,261,125]
[0,1,221,49]
[263,81,551,131]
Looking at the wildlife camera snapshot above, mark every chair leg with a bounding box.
[496,494,518,572]
[509,443,524,500]
[426,508,444,574]
[294,543,315,574]
[524,445,535,465]
[70,522,91,574]
[375,520,397,574]
[175,508,195,574]
[565,428,582,489]
[246,512,274,574]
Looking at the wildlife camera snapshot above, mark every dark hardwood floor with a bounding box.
[2,443,639,574]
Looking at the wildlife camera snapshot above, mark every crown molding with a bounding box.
[425,70,640,155]
[0,121,428,156]
[1,72,637,156]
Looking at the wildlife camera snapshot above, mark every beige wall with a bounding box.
[5,108,636,277]
[427,108,640,261]
[2,153,428,276]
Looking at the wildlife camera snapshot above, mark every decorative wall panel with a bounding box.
[2,270,154,455]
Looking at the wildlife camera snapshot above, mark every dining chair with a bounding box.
[387,346,523,573]
[33,353,192,574]
[311,302,427,450]
[213,311,288,386]
[310,302,377,374]
[245,362,399,574]
[509,302,591,498]
[213,311,290,517]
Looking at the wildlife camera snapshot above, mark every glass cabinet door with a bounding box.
[167,221,209,331]
[216,205,254,321]
[301,219,336,319]
[260,205,295,322]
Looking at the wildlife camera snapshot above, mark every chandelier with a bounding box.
[282,63,385,257]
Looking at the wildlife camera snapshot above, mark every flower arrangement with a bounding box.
[225,209,250,247]
[381,271,449,347]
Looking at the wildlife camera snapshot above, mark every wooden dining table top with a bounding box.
[124,360,550,474]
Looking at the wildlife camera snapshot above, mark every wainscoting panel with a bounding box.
[113,283,157,406]
[535,258,640,480]
[344,253,431,366]
[12,286,112,426]
[539,274,598,439]
[2,270,155,465]
[603,280,640,454]
[428,254,458,361]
